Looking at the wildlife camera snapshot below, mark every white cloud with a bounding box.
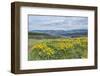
[28,15,88,31]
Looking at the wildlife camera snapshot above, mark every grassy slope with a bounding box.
[28,32,62,39]
[28,37,88,60]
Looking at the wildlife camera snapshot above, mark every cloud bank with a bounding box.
[28,15,88,31]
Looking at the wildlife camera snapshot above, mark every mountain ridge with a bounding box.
[29,29,87,37]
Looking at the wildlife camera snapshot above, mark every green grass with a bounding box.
[28,37,88,60]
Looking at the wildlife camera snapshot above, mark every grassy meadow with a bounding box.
[28,15,88,60]
[28,37,88,60]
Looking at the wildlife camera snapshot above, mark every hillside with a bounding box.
[28,29,88,39]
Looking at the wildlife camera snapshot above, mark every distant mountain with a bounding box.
[29,29,88,38]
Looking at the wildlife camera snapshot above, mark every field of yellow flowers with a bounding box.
[28,37,88,60]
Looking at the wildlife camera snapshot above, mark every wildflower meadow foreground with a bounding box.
[28,37,88,60]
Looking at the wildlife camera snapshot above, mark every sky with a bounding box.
[28,15,88,31]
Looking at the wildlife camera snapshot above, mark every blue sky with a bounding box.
[28,15,88,31]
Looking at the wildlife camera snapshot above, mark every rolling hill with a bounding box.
[28,29,88,39]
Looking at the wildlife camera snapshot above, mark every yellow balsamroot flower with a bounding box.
[57,41,73,50]
[45,47,54,56]
[67,43,73,48]
[74,38,81,45]
[32,43,54,56]
[72,37,88,48]
[56,42,65,50]
[76,38,81,42]
[81,40,87,48]
[32,43,46,49]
